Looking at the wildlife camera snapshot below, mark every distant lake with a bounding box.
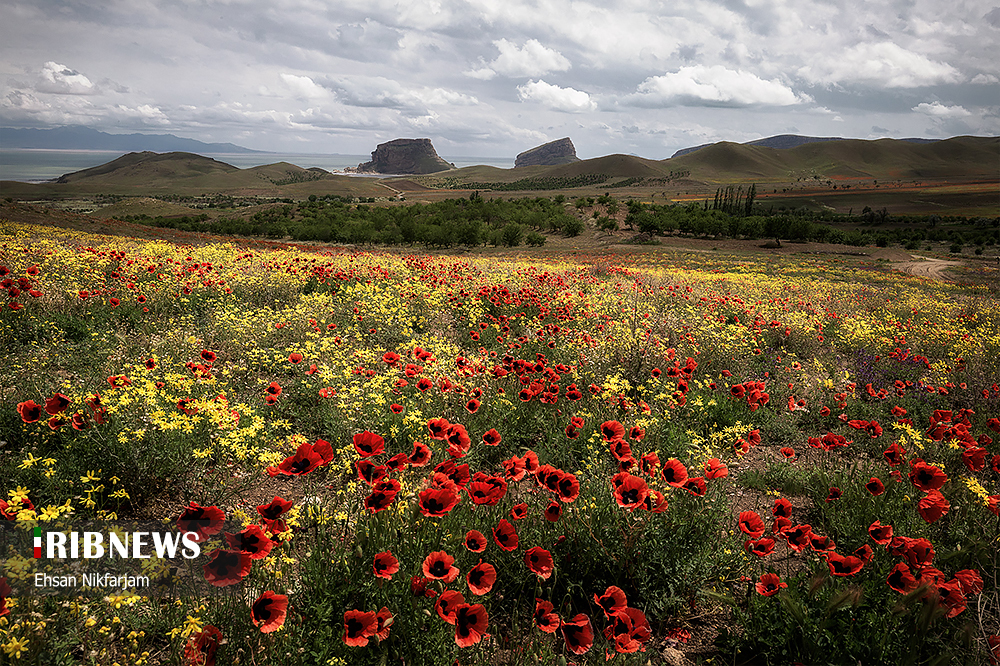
[0,150,515,183]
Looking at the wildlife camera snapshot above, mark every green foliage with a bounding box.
[525,231,547,246]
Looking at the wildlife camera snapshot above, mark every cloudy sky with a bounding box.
[2,0,998,158]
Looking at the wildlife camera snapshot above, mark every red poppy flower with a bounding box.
[266,382,282,397]
[446,423,472,458]
[883,441,906,466]
[746,538,775,557]
[561,613,594,655]
[419,486,460,518]
[607,438,631,462]
[600,420,626,441]
[288,352,303,364]
[961,446,988,472]
[510,502,528,520]
[660,458,688,487]
[226,525,273,560]
[683,477,707,496]
[917,489,950,523]
[466,560,496,595]
[70,411,90,430]
[177,502,226,542]
[467,478,507,506]
[464,398,481,414]
[454,603,489,647]
[251,591,288,633]
[257,496,293,522]
[868,520,893,545]
[643,489,669,513]
[464,530,487,553]
[386,453,409,472]
[432,589,464,626]
[493,518,519,552]
[755,573,787,596]
[826,487,842,503]
[184,625,222,666]
[594,585,628,619]
[410,575,437,598]
[638,452,660,476]
[272,439,330,476]
[422,550,460,583]
[203,549,252,587]
[785,524,813,552]
[544,500,562,522]
[370,607,392,642]
[17,400,42,423]
[409,441,432,466]
[501,455,526,482]
[556,471,580,503]
[426,417,450,440]
[534,599,561,633]
[772,498,792,519]
[886,562,918,594]
[826,552,864,577]
[780,447,796,460]
[355,460,387,486]
[435,460,471,489]
[200,350,217,363]
[343,609,378,646]
[704,458,728,479]
[44,393,71,415]
[738,511,766,539]
[909,461,948,491]
[612,473,649,511]
[522,450,540,474]
[953,569,983,595]
[482,428,502,446]
[866,477,885,496]
[389,403,405,414]
[353,431,385,457]
[373,551,399,580]
[524,547,554,580]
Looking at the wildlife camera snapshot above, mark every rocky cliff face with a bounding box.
[356,139,454,174]
[514,138,580,168]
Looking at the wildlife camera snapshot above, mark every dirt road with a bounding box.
[892,254,963,280]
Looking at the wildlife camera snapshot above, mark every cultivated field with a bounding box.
[2,218,999,665]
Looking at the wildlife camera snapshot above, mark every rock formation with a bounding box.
[514,138,580,168]
[355,139,454,174]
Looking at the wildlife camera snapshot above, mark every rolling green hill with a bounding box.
[1,151,388,199]
[663,136,999,182]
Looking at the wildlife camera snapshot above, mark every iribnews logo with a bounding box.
[32,526,202,560]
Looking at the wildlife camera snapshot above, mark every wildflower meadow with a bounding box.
[2,219,999,665]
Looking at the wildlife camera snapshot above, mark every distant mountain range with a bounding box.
[671,134,939,158]
[1,125,266,154]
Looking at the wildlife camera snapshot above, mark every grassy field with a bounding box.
[2,213,999,665]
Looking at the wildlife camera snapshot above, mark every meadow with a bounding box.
[1,218,999,665]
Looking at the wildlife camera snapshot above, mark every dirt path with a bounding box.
[892,254,963,280]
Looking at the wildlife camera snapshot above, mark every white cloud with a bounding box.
[463,66,497,80]
[279,73,331,100]
[798,42,960,87]
[38,61,95,95]
[626,65,807,107]
[517,79,596,113]
[912,101,971,118]
[971,73,999,85]
[490,39,571,77]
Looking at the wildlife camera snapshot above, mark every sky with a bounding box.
[1,0,998,159]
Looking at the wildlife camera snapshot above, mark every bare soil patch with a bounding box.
[891,254,964,281]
